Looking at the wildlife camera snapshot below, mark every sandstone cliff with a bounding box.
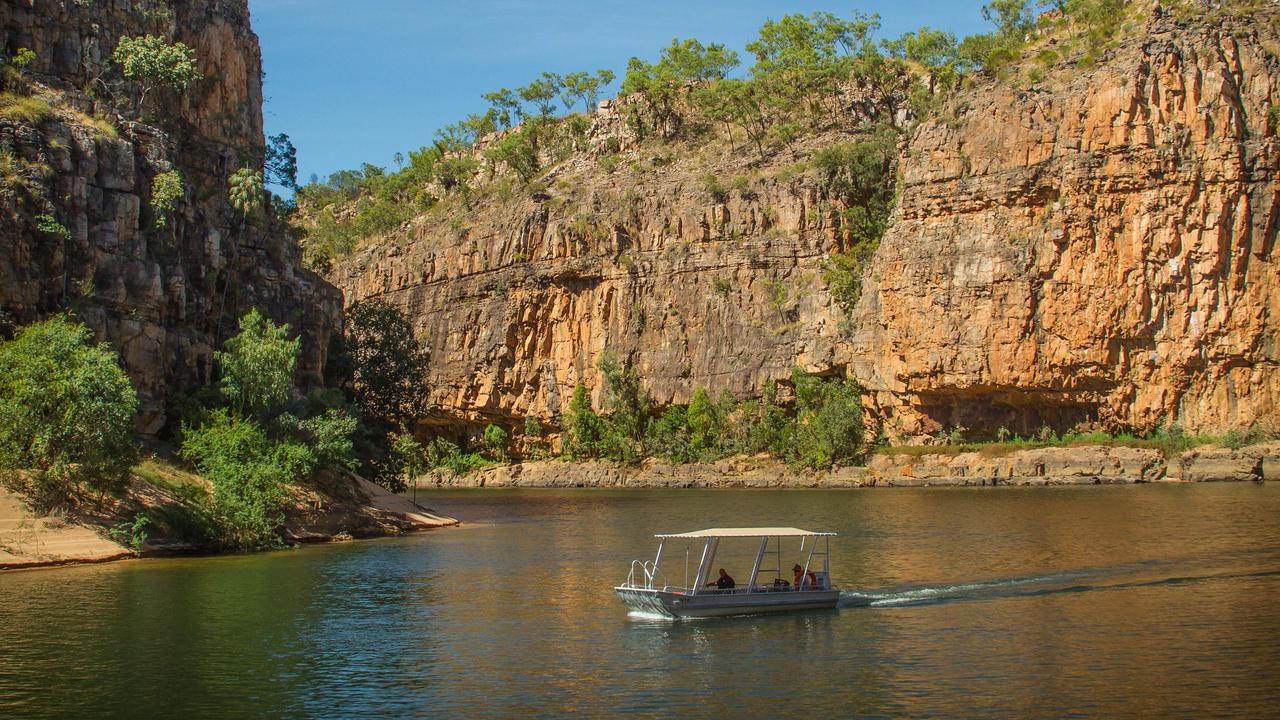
[0,0,341,435]
[852,6,1279,438]
[332,6,1276,442]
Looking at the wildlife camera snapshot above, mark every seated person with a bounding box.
[706,568,736,590]
[793,564,818,590]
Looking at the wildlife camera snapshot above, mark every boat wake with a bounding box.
[839,563,1280,609]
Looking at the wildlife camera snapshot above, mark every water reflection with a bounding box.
[1,484,1278,718]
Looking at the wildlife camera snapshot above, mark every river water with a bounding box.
[2,483,1278,719]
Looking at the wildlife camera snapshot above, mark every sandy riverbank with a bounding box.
[0,474,457,572]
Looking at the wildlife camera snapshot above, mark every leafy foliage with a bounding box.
[150,170,183,228]
[34,213,71,240]
[815,126,900,316]
[333,300,430,433]
[228,167,264,218]
[623,38,740,137]
[180,311,360,549]
[391,432,428,486]
[215,308,299,418]
[481,424,510,462]
[181,409,299,551]
[564,353,866,469]
[265,133,299,190]
[561,69,617,112]
[112,35,202,107]
[482,120,543,181]
[0,317,138,510]
[563,384,606,459]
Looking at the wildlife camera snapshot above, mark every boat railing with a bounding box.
[625,559,668,590]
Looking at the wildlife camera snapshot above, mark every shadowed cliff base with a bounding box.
[420,441,1280,489]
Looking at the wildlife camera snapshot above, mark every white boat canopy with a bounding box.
[655,527,836,538]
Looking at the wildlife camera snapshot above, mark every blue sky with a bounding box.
[249,0,991,186]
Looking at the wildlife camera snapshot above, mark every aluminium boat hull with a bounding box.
[615,587,840,618]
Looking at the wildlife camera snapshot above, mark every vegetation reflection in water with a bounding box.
[2,484,1279,719]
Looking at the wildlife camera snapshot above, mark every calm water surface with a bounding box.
[2,484,1279,719]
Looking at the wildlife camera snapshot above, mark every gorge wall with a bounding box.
[0,0,341,435]
[332,7,1277,441]
[851,8,1279,438]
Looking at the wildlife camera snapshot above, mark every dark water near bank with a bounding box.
[2,484,1279,719]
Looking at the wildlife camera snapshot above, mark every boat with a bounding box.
[615,527,840,618]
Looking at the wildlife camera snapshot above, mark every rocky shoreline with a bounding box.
[423,443,1280,489]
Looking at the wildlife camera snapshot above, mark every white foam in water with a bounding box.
[841,571,1091,608]
[627,610,676,622]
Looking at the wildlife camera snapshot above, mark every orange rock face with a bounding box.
[334,10,1277,440]
[0,1,341,435]
[852,12,1278,438]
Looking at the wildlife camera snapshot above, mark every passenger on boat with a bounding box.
[706,568,736,590]
[793,564,818,590]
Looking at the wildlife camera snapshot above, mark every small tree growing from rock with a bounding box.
[112,35,202,109]
[150,170,183,228]
[228,167,265,219]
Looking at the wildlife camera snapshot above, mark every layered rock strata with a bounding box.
[852,9,1280,437]
[0,0,341,435]
[336,9,1278,441]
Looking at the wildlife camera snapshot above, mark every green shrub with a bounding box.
[783,370,864,469]
[180,409,299,551]
[0,317,138,510]
[561,353,866,469]
[597,154,620,174]
[391,432,427,489]
[424,437,493,476]
[34,214,71,240]
[597,353,651,464]
[107,513,151,552]
[294,408,359,472]
[483,122,541,181]
[10,48,36,72]
[703,174,728,203]
[563,384,605,459]
[150,170,183,227]
[216,308,299,418]
[482,424,510,462]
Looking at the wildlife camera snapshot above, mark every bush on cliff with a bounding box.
[112,34,202,110]
[180,310,360,549]
[217,308,300,419]
[0,317,138,512]
[564,384,607,459]
[782,370,866,469]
